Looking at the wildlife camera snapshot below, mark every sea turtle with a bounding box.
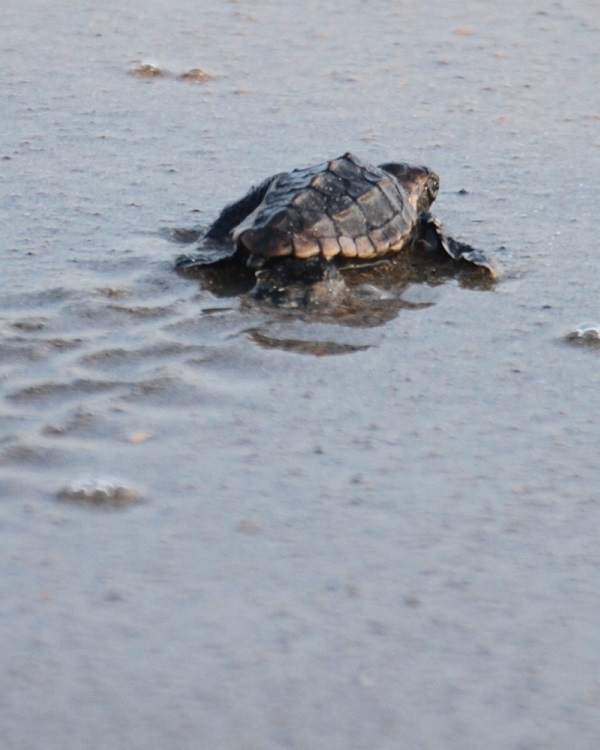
[176,152,494,305]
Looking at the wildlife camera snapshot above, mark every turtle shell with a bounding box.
[231,153,418,262]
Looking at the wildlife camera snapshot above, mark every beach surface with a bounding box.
[2,1,600,747]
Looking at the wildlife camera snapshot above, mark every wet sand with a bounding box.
[2,1,600,747]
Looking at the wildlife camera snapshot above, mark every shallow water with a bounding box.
[2,1,600,748]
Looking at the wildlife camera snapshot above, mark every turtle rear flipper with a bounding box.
[177,173,282,271]
[419,213,496,277]
[204,174,281,240]
[251,256,345,308]
[175,240,241,270]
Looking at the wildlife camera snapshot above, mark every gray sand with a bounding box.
[2,1,600,748]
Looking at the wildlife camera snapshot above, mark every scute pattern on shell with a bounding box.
[232,153,416,261]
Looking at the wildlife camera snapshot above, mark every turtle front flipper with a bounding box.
[418,212,496,277]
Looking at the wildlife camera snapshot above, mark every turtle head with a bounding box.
[379,163,440,212]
